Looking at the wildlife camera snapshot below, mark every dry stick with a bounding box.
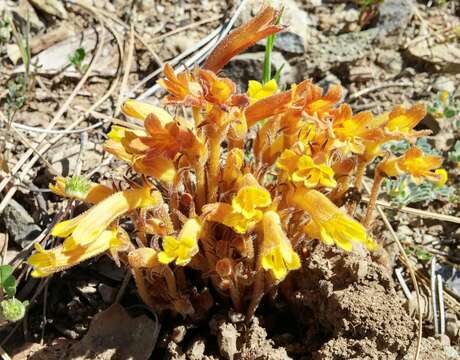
[348,82,412,101]
[0,8,126,215]
[360,197,460,225]
[115,24,135,116]
[0,111,60,175]
[0,346,11,360]
[0,17,107,212]
[362,182,422,360]
[154,15,223,41]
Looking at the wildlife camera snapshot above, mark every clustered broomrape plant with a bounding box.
[28,7,447,319]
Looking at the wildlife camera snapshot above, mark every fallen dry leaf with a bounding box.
[67,303,158,360]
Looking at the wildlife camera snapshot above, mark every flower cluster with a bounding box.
[28,6,447,318]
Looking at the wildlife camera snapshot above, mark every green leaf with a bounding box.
[443,107,457,118]
[273,63,285,83]
[262,8,284,83]
[3,276,16,297]
[0,264,13,286]
[415,249,432,262]
[69,47,86,66]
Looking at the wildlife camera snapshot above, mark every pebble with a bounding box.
[433,76,455,94]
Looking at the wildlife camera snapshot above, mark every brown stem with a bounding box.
[246,236,265,321]
[228,278,242,312]
[193,160,207,211]
[363,167,384,228]
[347,158,367,216]
[208,131,224,203]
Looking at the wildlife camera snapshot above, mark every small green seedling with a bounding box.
[0,264,28,322]
[69,47,88,73]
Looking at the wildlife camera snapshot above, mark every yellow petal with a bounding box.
[128,248,159,268]
[65,187,163,249]
[123,99,174,124]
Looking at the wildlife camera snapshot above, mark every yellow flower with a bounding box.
[122,99,175,124]
[203,175,272,234]
[52,186,163,251]
[222,148,244,187]
[379,147,445,185]
[276,150,337,189]
[435,169,448,187]
[291,188,372,251]
[158,218,201,266]
[385,103,426,135]
[248,79,278,103]
[261,211,301,280]
[50,176,114,204]
[28,229,128,277]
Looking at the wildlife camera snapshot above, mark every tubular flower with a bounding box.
[291,188,373,251]
[204,176,272,234]
[247,79,278,103]
[52,186,163,251]
[203,6,283,73]
[50,176,114,204]
[379,146,446,185]
[304,83,342,118]
[384,103,426,136]
[28,228,129,277]
[122,99,175,124]
[261,211,301,280]
[331,104,374,155]
[158,218,201,266]
[157,64,203,106]
[276,150,337,189]
[222,148,244,187]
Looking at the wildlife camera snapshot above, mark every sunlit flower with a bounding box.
[384,103,426,136]
[290,188,372,251]
[158,218,201,266]
[222,148,244,187]
[304,83,342,118]
[261,211,300,280]
[50,176,114,204]
[379,146,445,185]
[28,228,128,277]
[203,175,272,234]
[122,99,175,124]
[157,64,203,106]
[203,6,283,73]
[277,150,337,188]
[52,186,163,251]
[248,79,278,103]
[331,104,374,155]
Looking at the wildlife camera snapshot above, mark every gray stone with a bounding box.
[274,32,305,54]
[433,76,455,94]
[2,199,41,248]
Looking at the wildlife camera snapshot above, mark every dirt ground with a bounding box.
[0,0,459,359]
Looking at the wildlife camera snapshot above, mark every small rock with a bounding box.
[186,339,206,360]
[352,260,368,282]
[2,199,41,248]
[274,32,305,54]
[436,334,450,346]
[445,313,458,340]
[349,65,376,82]
[407,42,460,74]
[217,322,239,360]
[398,225,413,239]
[376,49,403,74]
[377,0,414,37]
[433,76,455,94]
[171,325,187,344]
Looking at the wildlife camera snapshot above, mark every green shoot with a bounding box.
[262,8,283,84]
[69,47,88,73]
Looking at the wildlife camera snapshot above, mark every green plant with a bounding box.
[68,47,88,73]
[0,264,28,322]
[5,74,27,122]
[0,12,11,48]
[428,91,460,127]
[448,141,460,163]
[383,174,455,206]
